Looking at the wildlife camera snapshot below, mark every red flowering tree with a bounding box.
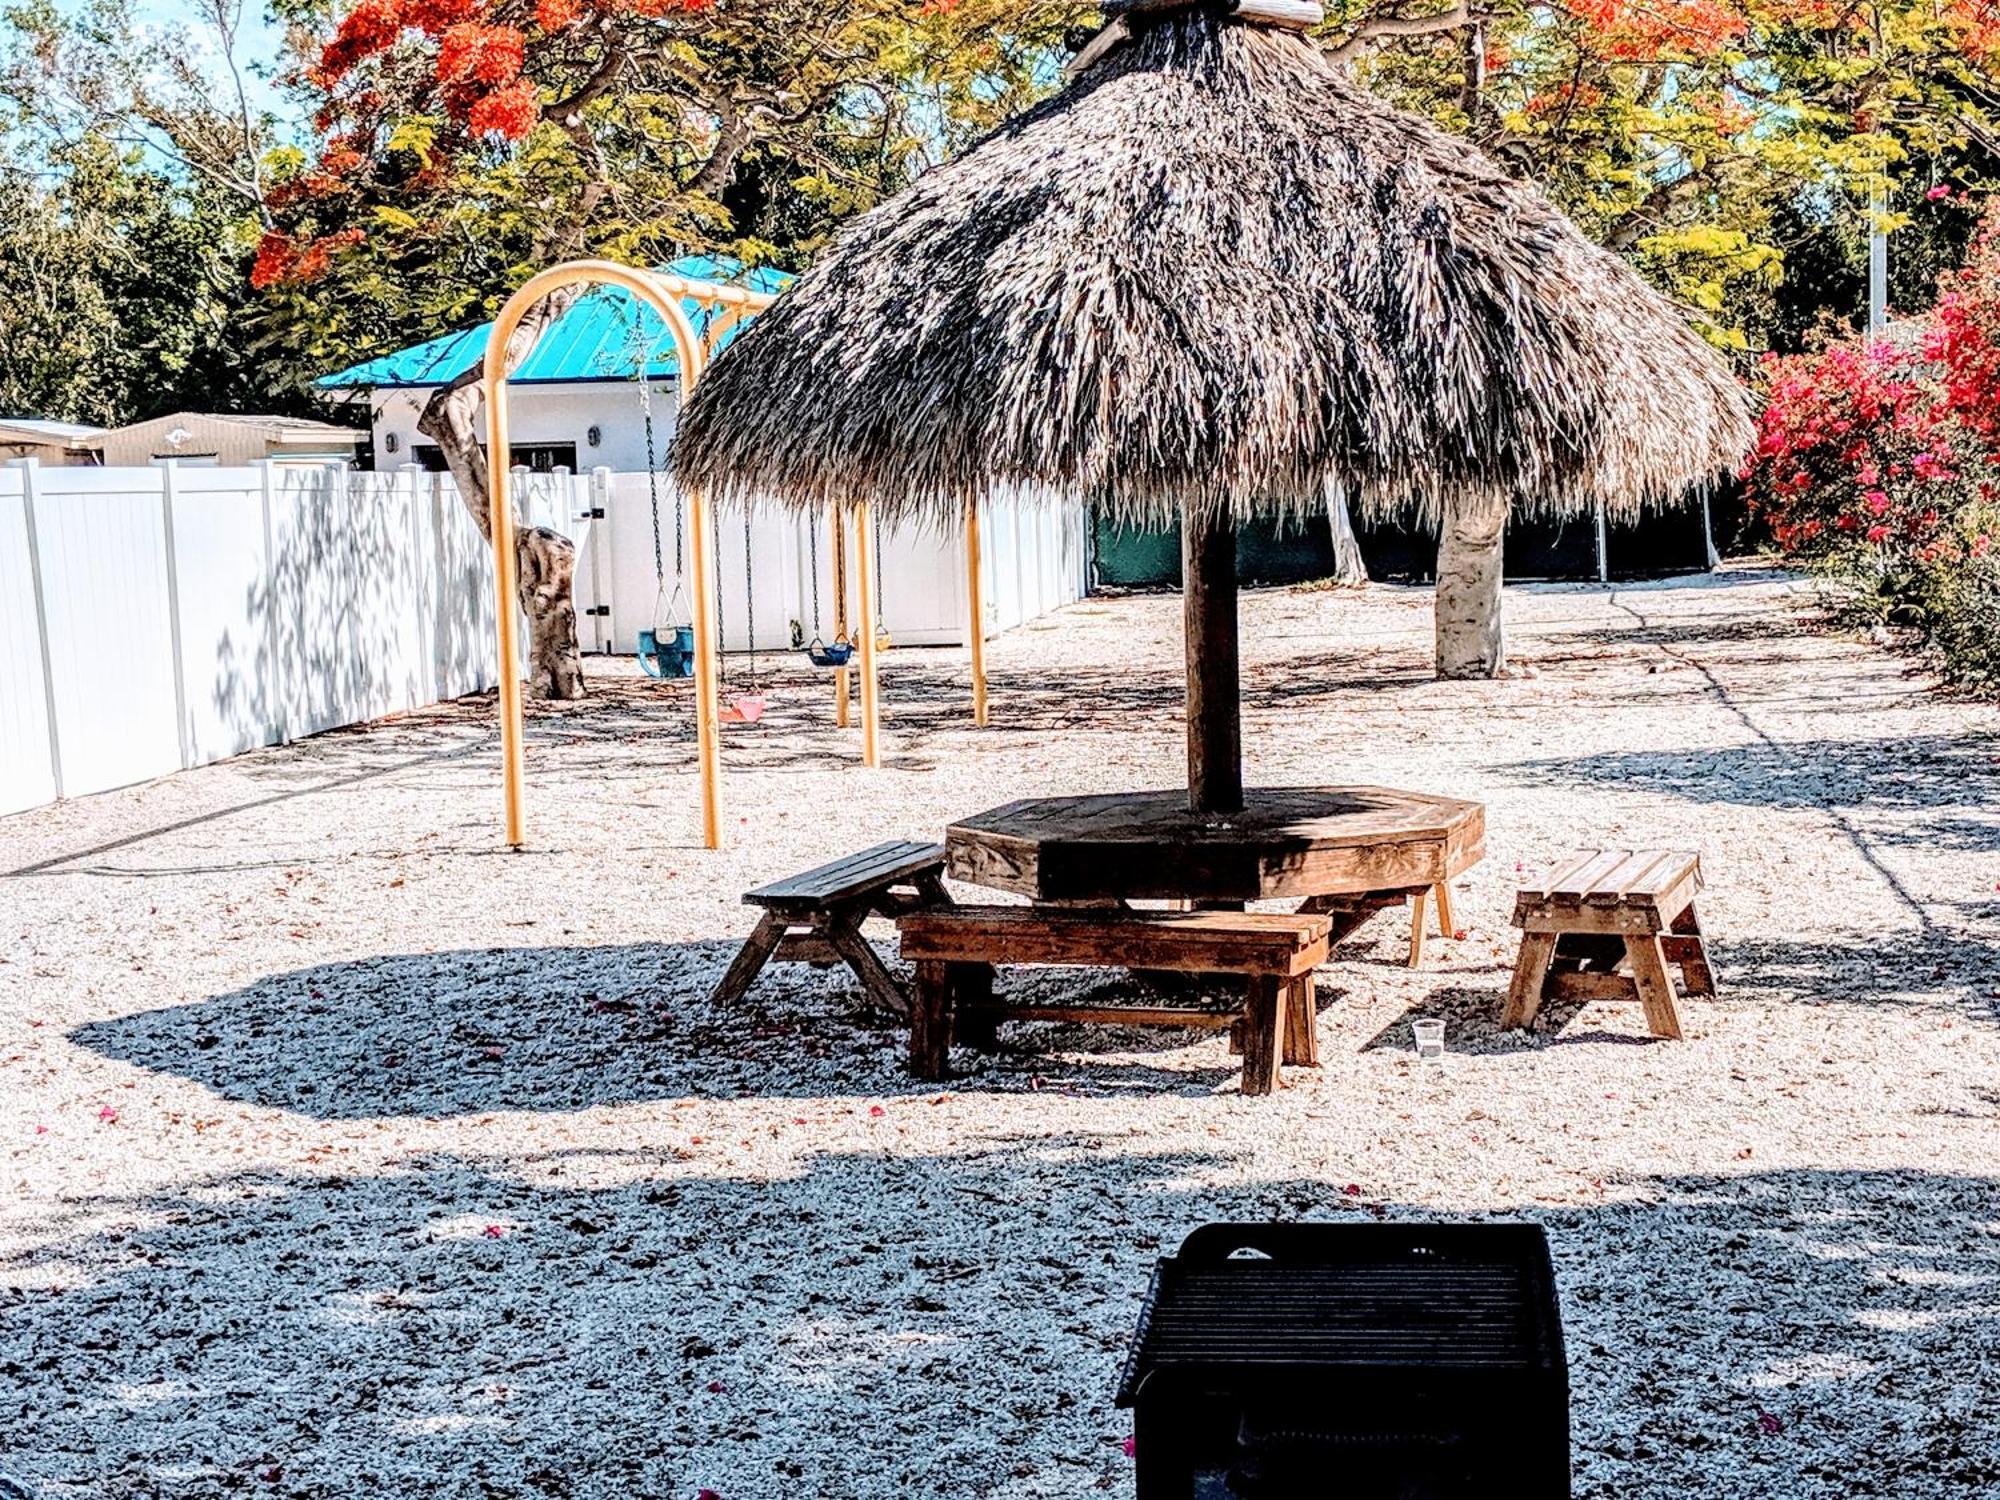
[1744,211,2000,690]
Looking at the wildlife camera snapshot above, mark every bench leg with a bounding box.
[1501,932,1558,1030]
[908,961,952,1080]
[709,911,789,1007]
[1240,976,1283,1096]
[825,910,912,1019]
[1407,888,1429,968]
[949,962,999,1050]
[1624,934,1684,1039]
[1667,905,1717,997]
[1433,882,1456,938]
[1281,974,1320,1067]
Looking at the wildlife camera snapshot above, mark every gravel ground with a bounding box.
[2,567,1998,1499]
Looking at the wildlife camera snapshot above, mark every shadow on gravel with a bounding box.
[1,1158,1993,1499]
[1503,734,2000,853]
[69,942,1275,1120]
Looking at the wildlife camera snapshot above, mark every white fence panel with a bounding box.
[594,478,1084,657]
[426,473,502,700]
[0,470,57,814]
[1,460,1087,820]
[28,465,184,798]
[168,464,281,764]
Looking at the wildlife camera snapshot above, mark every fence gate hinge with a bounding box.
[585,605,611,617]
[575,507,606,521]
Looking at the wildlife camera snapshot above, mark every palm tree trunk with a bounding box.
[1435,500,1506,678]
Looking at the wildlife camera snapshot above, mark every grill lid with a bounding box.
[1116,1222,1565,1407]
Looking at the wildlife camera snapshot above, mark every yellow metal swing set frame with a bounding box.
[480,259,990,853]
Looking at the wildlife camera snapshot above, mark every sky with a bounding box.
[122,0,291,117]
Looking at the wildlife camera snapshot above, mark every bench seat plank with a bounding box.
[746,840,946,909]
[899,906,1330,977]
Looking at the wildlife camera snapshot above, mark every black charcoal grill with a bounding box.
[1116,1223,1568,1499]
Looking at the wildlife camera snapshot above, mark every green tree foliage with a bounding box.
[0,0,287,422]
[1344,0,2000,357]
[0,129,264,423]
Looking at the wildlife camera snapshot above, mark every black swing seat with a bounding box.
[804,636,854,668]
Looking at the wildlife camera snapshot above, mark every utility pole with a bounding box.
[1869,179,1889,334]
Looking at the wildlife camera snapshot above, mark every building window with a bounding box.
[411,442,579,474]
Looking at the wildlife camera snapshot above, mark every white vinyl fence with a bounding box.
[1,459,1087,817]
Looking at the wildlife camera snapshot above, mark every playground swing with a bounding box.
[801,518,853,668]
[716,506,767,724]
[634,354,694,679]
[871,526,892,654]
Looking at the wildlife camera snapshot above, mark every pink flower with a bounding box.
[97,1105,118,1124]
[1927,184,1951,201]
[1864,489,1890,515]
[1122,1437,1137,1459]
[868,1105,886,1118]
[482,1224,506,1239]
[1866,524,1891,543]
[1756,1409,1784,1435]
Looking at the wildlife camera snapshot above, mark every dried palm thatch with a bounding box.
[673,7,1752,530]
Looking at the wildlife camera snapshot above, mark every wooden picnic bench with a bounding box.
[710,840,950,1016]
[896,906,1332,1095]
[1501,849,1715,1038]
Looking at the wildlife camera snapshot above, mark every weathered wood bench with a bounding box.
[896,907,1332,1095]
[1501,849,1715,1038]
[710,840,950,1016]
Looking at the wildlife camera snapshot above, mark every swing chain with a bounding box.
[807,521,820,639]
[744,512,758,688]
[640,349,687,622]
[641,375,664,586]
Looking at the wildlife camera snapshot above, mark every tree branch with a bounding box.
[1326,2,1476,64]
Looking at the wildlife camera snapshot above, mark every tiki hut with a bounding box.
[673,0,1754,814]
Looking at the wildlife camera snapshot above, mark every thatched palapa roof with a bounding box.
[671,1,1754,528]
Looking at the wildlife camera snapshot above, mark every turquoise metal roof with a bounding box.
[317,255,791,390]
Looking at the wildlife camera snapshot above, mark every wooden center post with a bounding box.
[1182,505,1242,815]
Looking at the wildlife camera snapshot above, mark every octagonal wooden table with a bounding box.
[946,785,1485,950]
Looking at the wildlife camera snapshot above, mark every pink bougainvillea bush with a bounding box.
[1744,210,2000,693]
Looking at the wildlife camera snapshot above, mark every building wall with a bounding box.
[367,382,678,475]
[0,439,90,466]
[96,414,362,468]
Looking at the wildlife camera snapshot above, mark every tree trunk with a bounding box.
[1325,483,1368,586]
[1434,500,1507,679]
[416,287,588,701]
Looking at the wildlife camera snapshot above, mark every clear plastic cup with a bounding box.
[1412,1018,1446,1060]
